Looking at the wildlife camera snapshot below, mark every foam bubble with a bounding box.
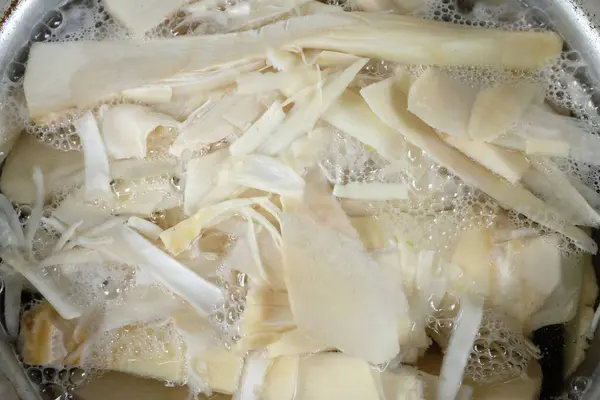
[465,311,539,384]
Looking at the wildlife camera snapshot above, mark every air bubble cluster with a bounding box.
[212,266,249,347]
[25,364,92,400]
[465,311,539,384]
[83,320,187,378]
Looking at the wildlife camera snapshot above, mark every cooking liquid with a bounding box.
[0,0,599,399]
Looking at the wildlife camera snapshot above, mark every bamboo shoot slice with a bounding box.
[281,212,400,364]
[24,13,357,120]
[295,15,562,69]
[306,50,361,68]
[184,149,230,216]
[408,68,477,137]
[451,228,493,297]
[322,90,408,162]
[104,0,188,37]
[468,82,543,141]
[521,158,600,227]
[230,101,286,156]
[101,104,179,159]
[442,135,530,184]
[262,58,368,155]
[0,133,84,204]
[360,76,597,254]
[525,138,570,157]
[333,182,409,200]
[121,85,172,104]
[266,329,331,358]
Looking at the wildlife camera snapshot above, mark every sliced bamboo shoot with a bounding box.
[521,158,600,227]
[262,58,368,155]
[333,182,409,200]
[322,90,408,162]
[360,76,597,254]
[101,104,179,159]
[468,82,542,141]
[281,212,400,364]
[192,347,245,395]
[238,287,295,351]
[525,138,570,157]
[0,133,83,204]
[495,105,600,166]
[266,329,331,358]
[120,85,173,104]
[104,0,189,37]
[408,68,477,137]
[25,13,357,120]
[295,14,562,69]
[230,101,286,156]
[184,149,230,216]
[350,216,390,250]
[306,50,361,67]
[74,112,112,200]
[442,135,530,184]
[263,353,381,400]
[451,228,493,297]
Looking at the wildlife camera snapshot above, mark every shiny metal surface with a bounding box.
[1,0,600,399]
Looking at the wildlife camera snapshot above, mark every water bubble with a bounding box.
[43,10,64,29]
[7,62,26,83]
[110,179,133,201]
[40,383,66,400]
[27,368,43,384]
[43,368,57,382]
[68,368,86,385]
[31,23,52,42]
[58,370,68,382]
[572,376,590,393]
[170,175,182,191]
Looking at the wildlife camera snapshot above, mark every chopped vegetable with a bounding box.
[74,112,111,200]
[281,212,400,364]
[296,13,562,68]
[96,226,225,317]
[184,149,230,216]
[525,138,570,157]
[323,90,408,162]
[468,82,542,141]
[101,104,178,159]
[442,135,530,184]
[360,75,597,253]
[230,101,286,156]
[103,0,189,37]
[261,57,369,154]
[451,228,493,297]
[521,158,600,227]
[234,351,271,400]
[266,328,331,358]
[496,104,600,165]
[0,133,83,204]
[224,155,306,198]
[438,294,484,400]
[120,85,173,104]
[333,182,409,200]
[160,197,278,254]
[408,68,476,137]
[24,13,357,120]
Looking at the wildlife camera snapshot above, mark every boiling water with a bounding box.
[0,0,599,399]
